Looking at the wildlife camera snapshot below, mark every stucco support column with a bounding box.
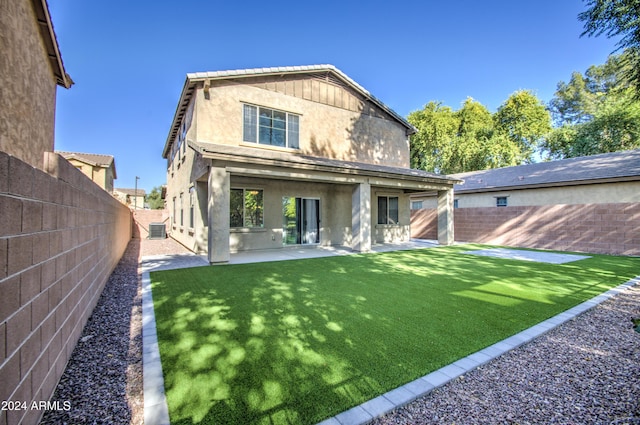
[437,188,455,245]
[208,166,230,263]
[352,182,371,252]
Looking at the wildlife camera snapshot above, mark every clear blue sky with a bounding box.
[49,0,619,194]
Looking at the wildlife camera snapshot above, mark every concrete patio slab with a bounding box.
[462,248,591,264]
[229,239,440,265]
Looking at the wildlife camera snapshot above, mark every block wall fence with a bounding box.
[0,152,131,425]
[411,203,640,256]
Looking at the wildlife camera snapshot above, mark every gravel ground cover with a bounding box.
[372,283,640,425]
[40,221,188,425]
[40,225,640,425]
[40,239,144,425]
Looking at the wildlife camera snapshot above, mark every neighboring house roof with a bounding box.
[451,150,640,193]
[33,0,73,88]
[115,188,146,196]
[57,151,117,179]
[163,65,416,158]
[190,141,462,187]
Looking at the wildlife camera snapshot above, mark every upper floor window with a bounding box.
[496,196,508,207]
[243,104,299,149]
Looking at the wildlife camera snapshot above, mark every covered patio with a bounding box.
[190,142,461,264]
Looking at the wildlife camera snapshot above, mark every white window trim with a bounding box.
[242,103,300,149]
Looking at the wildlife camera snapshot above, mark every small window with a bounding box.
[496,197,508,207]
[378,196,399,224]
[180,192,184,226]
[411,201,423,210]
[189,187,195,229]
[243,104,300,149]
[230,188,264,228]
[454,199,459,209]
[172,197,176,224]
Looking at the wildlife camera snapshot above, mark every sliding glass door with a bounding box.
[283,197,320,245]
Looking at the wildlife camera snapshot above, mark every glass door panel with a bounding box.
[302,199,319,244]
[282,197,319,245]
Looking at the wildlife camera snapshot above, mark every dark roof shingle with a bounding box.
[452,150,640,192]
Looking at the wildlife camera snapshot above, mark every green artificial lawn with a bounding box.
[150,244,640,425]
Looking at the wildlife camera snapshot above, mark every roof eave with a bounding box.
[33,0,73,89]
[456,175,640,194]
[162,76,193,158]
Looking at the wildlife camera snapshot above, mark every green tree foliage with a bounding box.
[579,0,640,98]
[493,90,552,163]
[409,94,548,174]
[146,186,165,210]
[544,53,640,159]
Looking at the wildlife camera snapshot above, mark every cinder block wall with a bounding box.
[0,152,131,425]
[411,204,640,256]
[132,209,168,239]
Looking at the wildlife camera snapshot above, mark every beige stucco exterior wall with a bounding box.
[193,80,410,168]
[0,0,57,169]
[166,135,413,253]
[412,181,640,209]
[169,167,412,253]
[372,189,411,243]
[228,177,352,252]
[65,159,115,193]
[458,181,640,208]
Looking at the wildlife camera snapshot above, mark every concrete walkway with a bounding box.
[140,242,639,425]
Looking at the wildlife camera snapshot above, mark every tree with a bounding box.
[408,98,525,174]
[548,53,630,126]
[543,53,640,159]
[146,186,165,210]
[408,101,458,173]
[493,90,552,163]
[548,98,640,158]
[579,0,640,98]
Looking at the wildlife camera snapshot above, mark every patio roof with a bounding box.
[190,141,461,191]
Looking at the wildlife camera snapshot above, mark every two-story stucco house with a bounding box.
[162,65,460,263]
[57,151,117,192]
[1,0,73,169]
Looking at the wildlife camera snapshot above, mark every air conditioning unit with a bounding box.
[148,222,166,240]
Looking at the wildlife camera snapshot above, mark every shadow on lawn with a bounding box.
[150,247,640,425]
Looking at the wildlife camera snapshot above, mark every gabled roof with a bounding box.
[451,150,640,193]
[114,188,146,196]
[162,65,415,158]
[32,0,73,88]
[57,151,117,178]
